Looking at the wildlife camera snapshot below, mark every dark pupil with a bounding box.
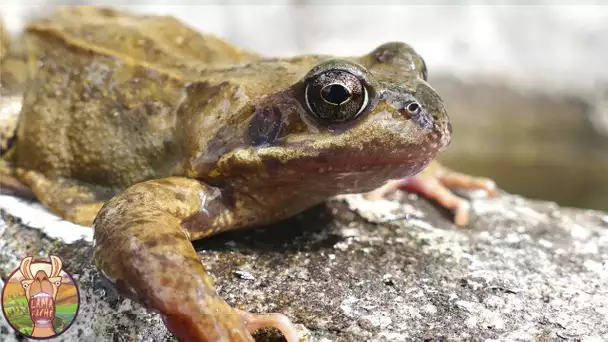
[321,84,351,105]
[407,102,420,113]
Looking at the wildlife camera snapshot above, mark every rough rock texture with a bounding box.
[1,190,607,342]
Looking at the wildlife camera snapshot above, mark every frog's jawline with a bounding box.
[270,156,433,180]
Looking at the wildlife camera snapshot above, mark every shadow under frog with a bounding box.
[193,203,340,254]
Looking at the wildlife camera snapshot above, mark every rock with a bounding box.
[1,189,607,341]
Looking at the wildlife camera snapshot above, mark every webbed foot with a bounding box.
[367,161,498,225]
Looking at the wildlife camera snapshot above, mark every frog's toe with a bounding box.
[162,303,254,342]
[237,309,301,342]
[436,169,499,198]
[391,175,474,226]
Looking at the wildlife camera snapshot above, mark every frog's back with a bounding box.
[12,7,259,190]
[30,6,261,73]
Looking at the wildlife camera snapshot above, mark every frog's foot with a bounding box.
[16,168,113,226]
[160,295,255,342]
[366,162,498,226]
[237,309,300,342]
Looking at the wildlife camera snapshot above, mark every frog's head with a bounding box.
[191,42,451,196]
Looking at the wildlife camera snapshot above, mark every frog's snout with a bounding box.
[431,101,452,153]
[381,86,443,132]
[378,81,452,159]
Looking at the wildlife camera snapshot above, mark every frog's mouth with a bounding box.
[256,151,435,193]
[290,155,433,175]
[284,157,434,196]
[210,132,443,191]
[258,139,441,176]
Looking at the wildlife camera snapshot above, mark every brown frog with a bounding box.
[0,7,497,342]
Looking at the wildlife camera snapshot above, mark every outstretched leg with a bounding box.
[0,162,35,199]
[93,177,299,342]
[15,169,113,226]
[366,161,498,226]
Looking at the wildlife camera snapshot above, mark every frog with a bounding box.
[0,6,498,342]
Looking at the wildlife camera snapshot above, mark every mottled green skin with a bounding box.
[0,7,451,342]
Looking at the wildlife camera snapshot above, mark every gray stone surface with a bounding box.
[1,190,607,341]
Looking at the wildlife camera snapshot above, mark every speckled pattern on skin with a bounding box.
[0,6,498,341]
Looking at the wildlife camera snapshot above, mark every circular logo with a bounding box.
[1,255,80,339]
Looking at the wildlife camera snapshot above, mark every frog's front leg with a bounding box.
[367,161,498,226]
[92,177,299,342]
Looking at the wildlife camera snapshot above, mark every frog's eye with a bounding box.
[304,70,369,124]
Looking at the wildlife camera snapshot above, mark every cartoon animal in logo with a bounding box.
[19,255,63,338]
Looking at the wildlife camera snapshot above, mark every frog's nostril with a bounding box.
[392,99,422,119]
[406,102,421,115]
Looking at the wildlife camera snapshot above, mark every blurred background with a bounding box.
[1,0,607,211]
